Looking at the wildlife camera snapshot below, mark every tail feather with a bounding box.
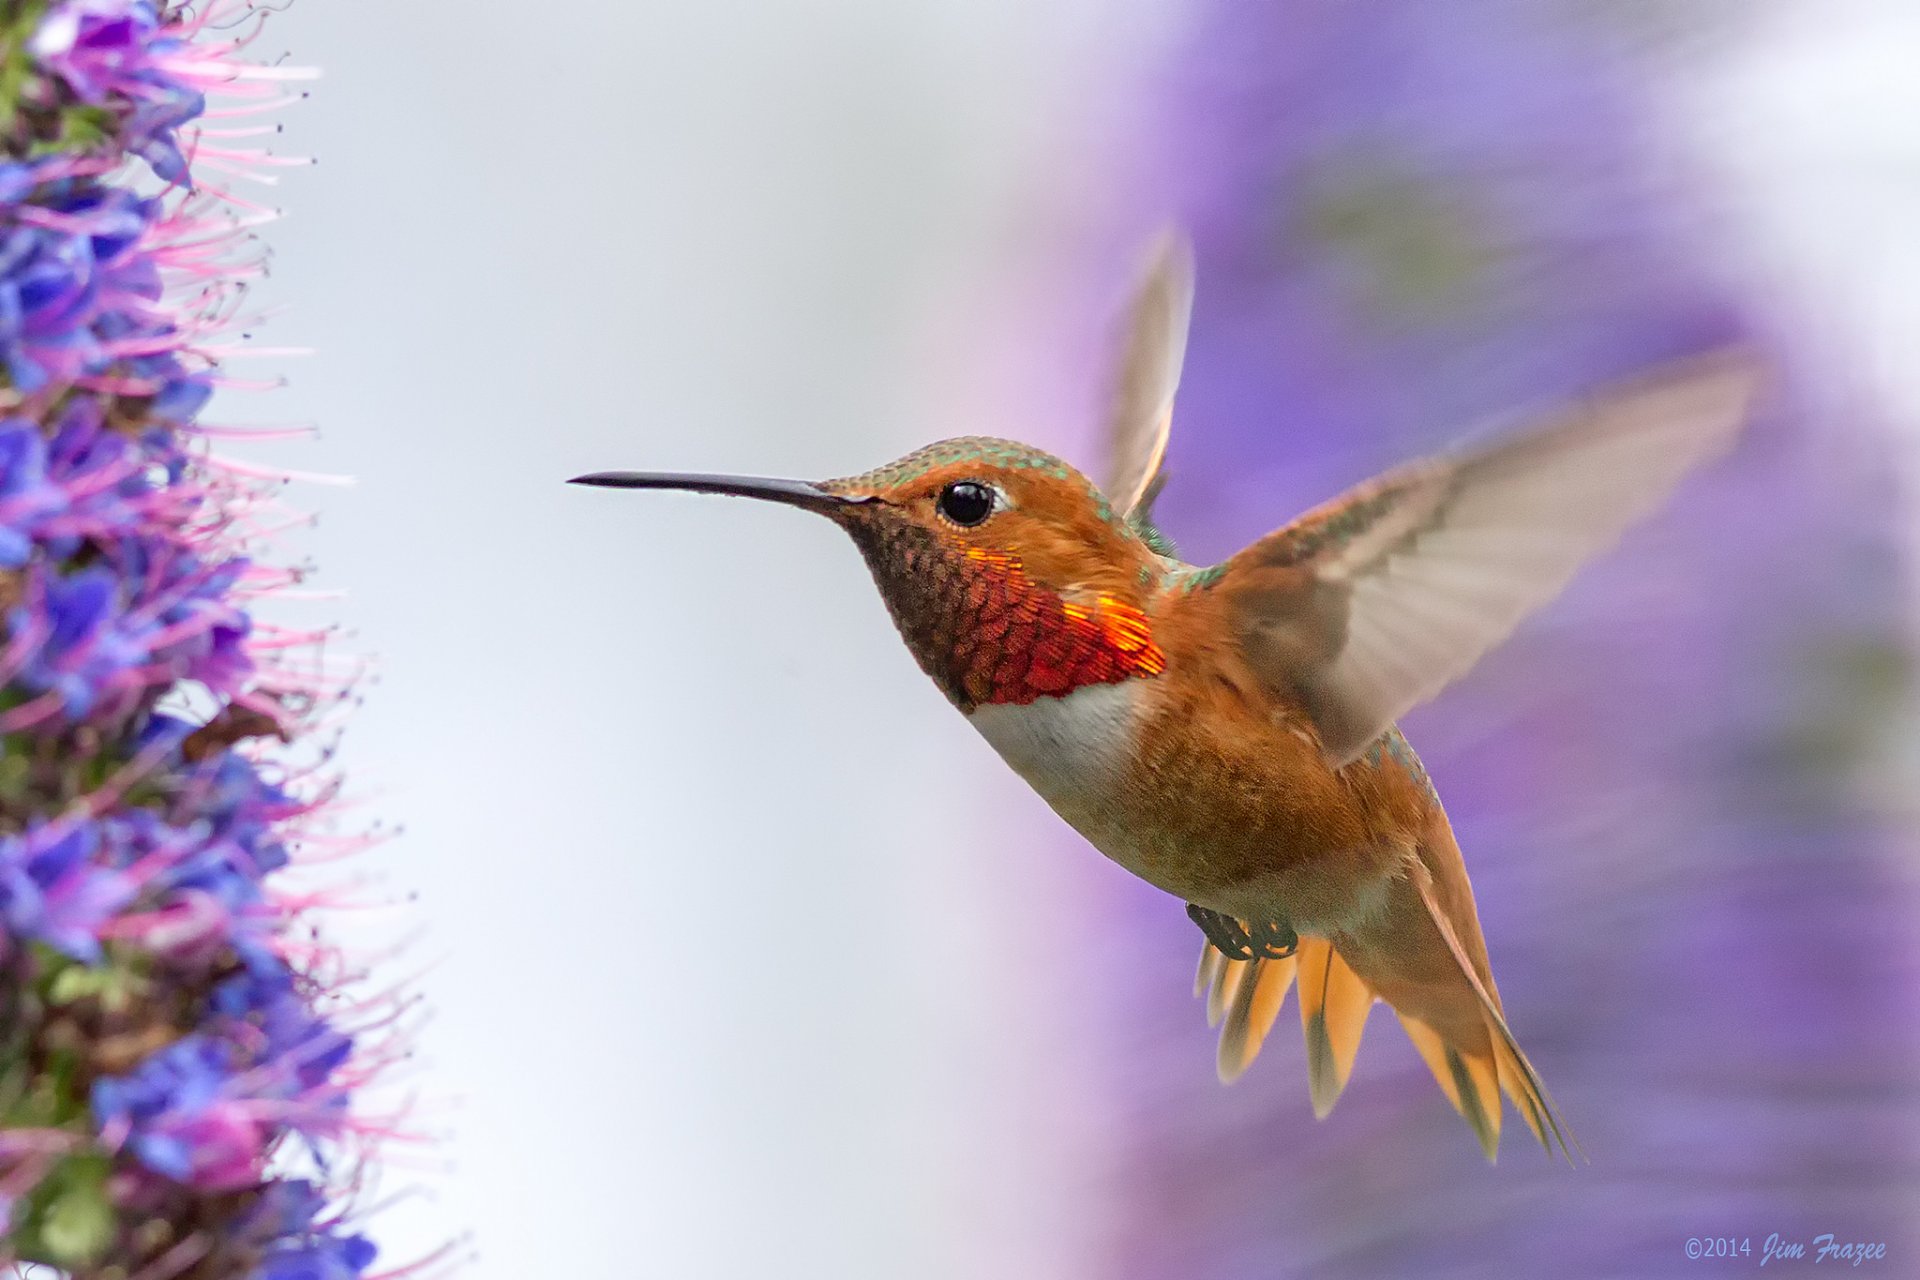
[1397,1013,1501,1160]
[1195,925,1302,1080]
[1410,869,1583,1164]
[1217,954,1298,1082]
[1194,930,1376,1109]
[1189,883,1580,1162]
[1494,1038,1551,1151]
[1204,953,1249,1028]
[1194,944,1224,1000]
[1294,936,1375,1117]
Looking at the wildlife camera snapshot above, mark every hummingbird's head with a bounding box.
[572,436,1168,710]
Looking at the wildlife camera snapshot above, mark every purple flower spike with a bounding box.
[1,2,404,1276]
[0,424,69,567]
[0,824,133,963]
[29,0,205,184]
[9,566,153,718]
[244,1181,380,1280]
[93,1036,267,1190]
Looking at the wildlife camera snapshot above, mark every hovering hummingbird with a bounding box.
[571,236,1757,1161]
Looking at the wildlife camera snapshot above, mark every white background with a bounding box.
[236,2,1918,1276]
[256,2,1163,1276]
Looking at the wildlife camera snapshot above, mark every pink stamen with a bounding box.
[0,1130,81,1161]
[156,58,321,84]
[190,123,283,139]
[202,453,353,486]
[192,146,313,169]
[193,344,313,359]
[202,91,309,119]
[0,691,66,735]
[13,206,115,234]
[98,334,195,358]
[186,154,282,186]
[0,609,50,682]
[75,373,164,396]
[184,180,278,216]
[245,629,332,653]
[205,373,287,393]
[127,1233,213,1280]
[70,737,179,820]
[0,1153,59,1216]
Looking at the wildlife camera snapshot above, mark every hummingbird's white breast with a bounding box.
[966,671,1405,933]
[967,682,1149,869]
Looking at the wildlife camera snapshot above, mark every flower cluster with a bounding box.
[2,3,392,1275]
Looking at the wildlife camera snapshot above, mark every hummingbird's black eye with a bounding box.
[936,481,996,527]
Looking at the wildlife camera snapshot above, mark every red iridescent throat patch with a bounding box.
[849,519,1166,710]
[954,546,1166,706]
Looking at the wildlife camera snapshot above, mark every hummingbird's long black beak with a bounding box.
[567,471,873,516]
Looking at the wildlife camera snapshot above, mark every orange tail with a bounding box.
[1405,866,1580,1163]
[1192,846,1579,1162]
[1195,933,1373,1115]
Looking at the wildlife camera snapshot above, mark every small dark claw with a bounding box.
[1188,904,1298,961]
[1187,903,1256,961]
[1247,919,1299,960]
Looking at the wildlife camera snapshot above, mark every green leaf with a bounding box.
[11,1152,117,1270]
[46,959,122,1006]
[0,2,50,139]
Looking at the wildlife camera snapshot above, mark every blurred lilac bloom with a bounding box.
[0,423,69,567]
[109,807,280,938]
[39,399,165,548]
[93,1036,267,1190]
[1062,4,1920,1278]
[89,968,356,1189]
[213,964,357,1102]
[2,510,255,721]
[29,0,204,183]
[0,823,134,963]
[8,566,153,717]
[0,183,206,407]
[244,1180,380,1280]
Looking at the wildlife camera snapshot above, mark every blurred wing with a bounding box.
[1222,351,1762,767]
[1102,230,1194,517]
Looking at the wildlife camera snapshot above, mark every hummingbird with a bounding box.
[570,236,1757,1161]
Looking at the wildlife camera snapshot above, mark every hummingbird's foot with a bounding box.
[1187,903,1255,960]
[1246,918,1299,960]
[1187,904,1299,961]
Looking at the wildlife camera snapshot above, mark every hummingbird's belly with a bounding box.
[968,681,1256,901]
[968,679,1420,933]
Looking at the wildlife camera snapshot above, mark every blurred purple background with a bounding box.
[1025,4,1920,1276]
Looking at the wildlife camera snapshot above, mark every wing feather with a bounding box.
[1224,351,1761,765]
[1102,231,1194,517]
